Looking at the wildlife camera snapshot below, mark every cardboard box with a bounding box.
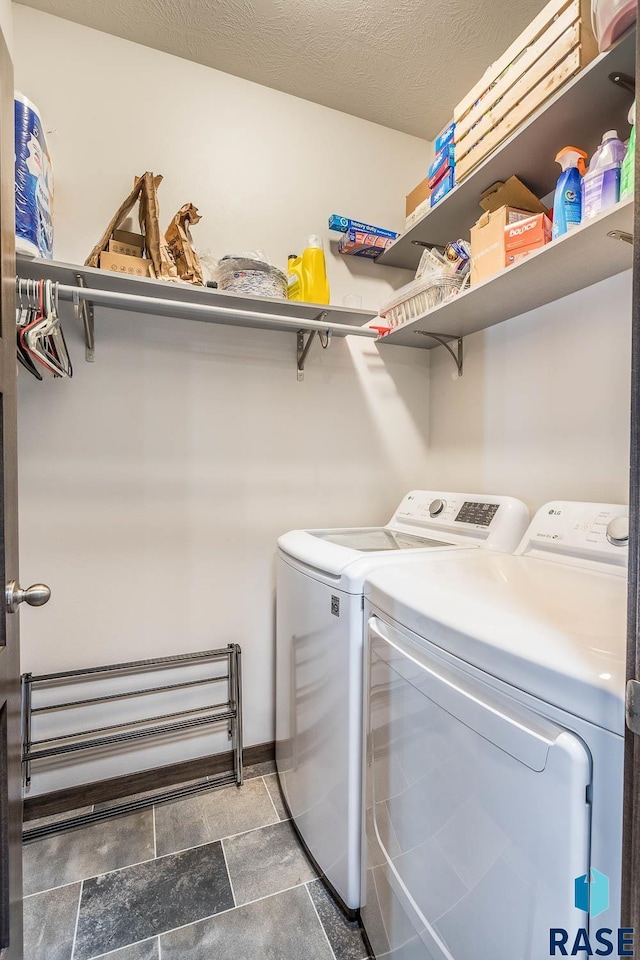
[100,250,155,278]
[405,197,430,230]
[328,215,398,239]
[504,212,552,265]
[112,228,144,249]
[406,178,431,218]
[470,206,532,285]
[108,238,145,258]
[479,177,549,215]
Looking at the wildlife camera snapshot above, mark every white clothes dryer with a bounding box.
[362,501,628,959]
[275,491,529,915]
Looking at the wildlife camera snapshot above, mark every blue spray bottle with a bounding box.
[552,146,587,240]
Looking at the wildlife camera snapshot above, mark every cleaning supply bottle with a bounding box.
[287,253,302,300]
[287,236,330,304]
[552,147,587,240]
[621,103,636,201]
[582,130,626,220]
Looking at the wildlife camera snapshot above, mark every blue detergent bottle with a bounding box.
[552,146,587,240]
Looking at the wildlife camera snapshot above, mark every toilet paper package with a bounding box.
[14,93,53,259]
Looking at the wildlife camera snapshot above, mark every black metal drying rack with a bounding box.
[22,644,243,842]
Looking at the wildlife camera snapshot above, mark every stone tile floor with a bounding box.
[23,762,371,960]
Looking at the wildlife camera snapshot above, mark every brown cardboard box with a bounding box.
[406,178,431,217]
[100,250,155,278]
[112,228,145,249]
[109,239,145,258]
[504,212,552,266]
[470,206,532,285]
[479,177,549,215]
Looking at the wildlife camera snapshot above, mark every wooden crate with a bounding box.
[454,0,598,182]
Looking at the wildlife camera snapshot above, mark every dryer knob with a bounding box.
[606,516,629,546]
[429,499,446,518]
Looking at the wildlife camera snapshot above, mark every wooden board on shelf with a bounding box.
[377,28,635,271]
[377,198,633,348]
[455,32,582,180]
[454,0,596,121]
[455,2,585,144]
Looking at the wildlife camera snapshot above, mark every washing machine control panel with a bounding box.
[389,491,530,553]
[517,501,629,568]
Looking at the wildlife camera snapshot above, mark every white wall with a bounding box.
[14,6,429,307]
[0,0,11,56]
[13,8,432,792]
[427,271,631,512]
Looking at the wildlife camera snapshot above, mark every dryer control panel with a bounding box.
[389,491,530,554]
[517,501,629,569]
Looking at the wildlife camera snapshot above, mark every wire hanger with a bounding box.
[16,279,73,380]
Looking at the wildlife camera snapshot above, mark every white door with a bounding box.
[363,616,592,960]
[275,554,363,910]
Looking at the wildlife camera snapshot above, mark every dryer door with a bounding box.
[363,616,592,960]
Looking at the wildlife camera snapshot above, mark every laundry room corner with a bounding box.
[427,269,631,511]
[4,0,640,957]
[11,5,433,791]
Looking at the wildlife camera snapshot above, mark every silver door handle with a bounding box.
[5,580,51,613]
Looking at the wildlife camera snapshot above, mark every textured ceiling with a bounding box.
[16,0,549,139]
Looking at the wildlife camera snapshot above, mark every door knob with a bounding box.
[5,580,51,614]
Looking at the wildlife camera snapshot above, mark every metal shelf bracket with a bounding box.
[297,311,331,381]
[417,332,464,377]
[608,229,634,246]
[75,275,95,362]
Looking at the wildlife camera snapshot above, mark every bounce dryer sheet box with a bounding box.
[470,205,532,285]
[100,250,156,278]
[338,229,394,258]
[504,212,552,266]
[328,215,398,239]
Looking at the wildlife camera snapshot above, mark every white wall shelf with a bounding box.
[379,197,633,349]
[16,256,379,379]
[378,27,636,271]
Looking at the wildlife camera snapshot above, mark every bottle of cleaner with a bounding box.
[582,130,626,220]
[287,236,330,304]
[552,147,587,240]
[287,254,302,300]
[621,103,636,201]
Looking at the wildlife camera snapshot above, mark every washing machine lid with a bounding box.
[366,550,627,733]
[277,492,531,586]
[308,528,448,551]
[277,527,463,588]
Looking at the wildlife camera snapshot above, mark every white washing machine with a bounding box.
[362,501,629,960]
[275,491,529,915]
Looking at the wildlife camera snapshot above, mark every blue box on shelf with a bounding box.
[328,215,398,239]
[434,121,456,153]
[428,144,456,188]
[430,170,456,207]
